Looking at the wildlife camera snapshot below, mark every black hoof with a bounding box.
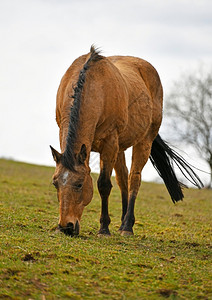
[120,224,134,235]
[98,228,111,236]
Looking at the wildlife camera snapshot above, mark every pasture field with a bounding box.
[0,159,211,300]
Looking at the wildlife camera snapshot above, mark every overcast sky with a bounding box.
[0,0,211,183]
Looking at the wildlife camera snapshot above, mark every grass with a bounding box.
[0,158,211,299]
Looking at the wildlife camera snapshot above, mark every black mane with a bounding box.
[61,46,103,171]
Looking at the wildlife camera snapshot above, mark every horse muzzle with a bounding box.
[58,221,80,236]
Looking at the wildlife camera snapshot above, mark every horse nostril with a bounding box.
[58,222,74,236]
[65,222,74,236]
[58,222,79,236]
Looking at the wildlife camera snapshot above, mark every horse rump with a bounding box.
[149,135,203,203]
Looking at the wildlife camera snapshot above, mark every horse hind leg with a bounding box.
[121,140,153,236]
[114,151,128,231]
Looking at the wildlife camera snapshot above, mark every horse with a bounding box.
[50,46,203,236]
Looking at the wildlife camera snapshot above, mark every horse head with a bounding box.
[50,144,93,236]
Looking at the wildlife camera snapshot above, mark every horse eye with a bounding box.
[73,183,83,191]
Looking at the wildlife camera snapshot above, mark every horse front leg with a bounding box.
[121,141,152,236]
[97,162,112,235]
[97,133,119,235]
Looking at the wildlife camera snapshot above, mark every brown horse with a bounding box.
[50,46,203,236]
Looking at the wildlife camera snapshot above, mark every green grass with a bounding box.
[0,159,211,299]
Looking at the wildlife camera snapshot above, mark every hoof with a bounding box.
[98,228,111,236]
[121,230,134,236]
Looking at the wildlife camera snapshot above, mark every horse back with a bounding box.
[108,55,163,107]
[108,56,163,148]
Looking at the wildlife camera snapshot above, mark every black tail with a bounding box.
[150,135,204,203]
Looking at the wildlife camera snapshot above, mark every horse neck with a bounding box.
[60,94,100,158]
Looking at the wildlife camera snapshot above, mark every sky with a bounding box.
[0,0,211,184]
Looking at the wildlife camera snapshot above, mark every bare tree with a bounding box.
[165,66,212,188]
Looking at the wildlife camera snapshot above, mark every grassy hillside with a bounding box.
[0,159,211,299]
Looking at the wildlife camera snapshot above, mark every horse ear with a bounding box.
[50,146,61,164]
[78,144,87,164]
